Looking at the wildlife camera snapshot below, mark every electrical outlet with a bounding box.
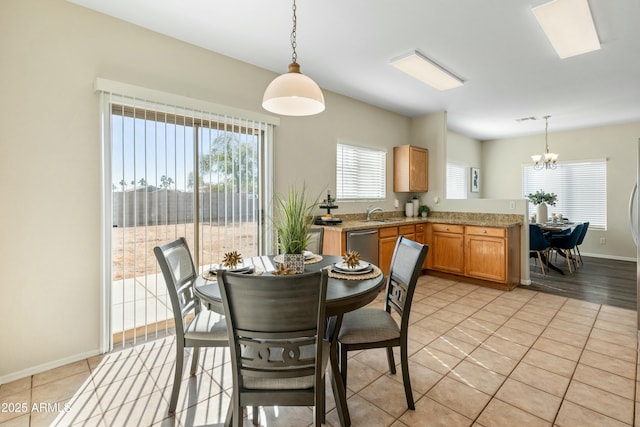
[394,199,399,208]
[509,201,516,210]
[600,237,606,245]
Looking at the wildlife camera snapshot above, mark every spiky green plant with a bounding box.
[274,185,319,254]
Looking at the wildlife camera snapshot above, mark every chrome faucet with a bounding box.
[366,206,383,221]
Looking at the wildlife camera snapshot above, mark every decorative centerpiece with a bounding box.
[342,250,361,269]
[526,189,557,224]
[221,251,243,269]
[274,184,319,274]
[419,205,430,218]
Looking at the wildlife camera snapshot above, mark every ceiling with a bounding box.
[69,0,640,140]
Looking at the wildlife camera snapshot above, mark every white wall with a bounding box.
[482,122,640,260]
[0,0,417,381]
[447,131,483,199]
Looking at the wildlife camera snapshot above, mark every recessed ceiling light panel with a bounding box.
[532,0,600,59]
[390,50,464,91]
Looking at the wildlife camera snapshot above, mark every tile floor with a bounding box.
[1,274,638,426]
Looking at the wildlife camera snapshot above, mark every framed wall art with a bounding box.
[470,167,480,193]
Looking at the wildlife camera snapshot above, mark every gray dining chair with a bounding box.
[306,227,324,254]
[337,236,429,410]
[550,223,584,273]
[153,237,228,414]
[217,269,330,427]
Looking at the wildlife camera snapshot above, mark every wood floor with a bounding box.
[525,254,637,310]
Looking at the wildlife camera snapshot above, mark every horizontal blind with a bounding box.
[336,143,386,200]
[523,160,607,229]
[446,162,467,199]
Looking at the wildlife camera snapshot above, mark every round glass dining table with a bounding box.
[193,254,385,427]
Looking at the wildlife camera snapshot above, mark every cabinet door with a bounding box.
[465,235,507,282]
[409,146,428,192]
[414,223,428,268]
[378,226,399,276]
[432,232,464,273]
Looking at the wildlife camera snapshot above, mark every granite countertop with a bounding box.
[314,212,524,232]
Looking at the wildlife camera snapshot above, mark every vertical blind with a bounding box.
[336,143,386,200]
[98,79,275,348]
[523,160,607,228]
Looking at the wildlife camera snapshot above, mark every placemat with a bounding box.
[326,265,383,281]
[273,254,323,265]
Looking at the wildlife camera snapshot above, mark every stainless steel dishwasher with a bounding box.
[346,229,379,265]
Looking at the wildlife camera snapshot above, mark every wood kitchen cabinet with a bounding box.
[379,226,398,276]
[465,225,520,285]
[431,223,464,274]
[393,145,428,192]
[414,222,430,269]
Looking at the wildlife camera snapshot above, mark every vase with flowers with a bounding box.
[526,189,557,224]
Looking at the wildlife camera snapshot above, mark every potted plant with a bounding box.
[418,205,430,218]
[526,189,557,223]
[274,184,319,273]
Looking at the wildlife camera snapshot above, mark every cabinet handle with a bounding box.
[483,229,487,234]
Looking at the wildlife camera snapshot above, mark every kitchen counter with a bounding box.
[315,212,523,232]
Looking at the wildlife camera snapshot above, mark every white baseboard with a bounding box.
[581,252,636,262]
[0,349,102,385]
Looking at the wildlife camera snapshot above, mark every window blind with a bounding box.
[336,143,386,200]
[446,162,467,199]
[523,160,607,229]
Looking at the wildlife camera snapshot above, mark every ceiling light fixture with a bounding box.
[262,0,324,116]
[531,115,558,170]
[532,0,600,59]
[390,50,464,91]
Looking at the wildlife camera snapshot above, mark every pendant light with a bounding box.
[531,115,558,170]
[262,0,325,116]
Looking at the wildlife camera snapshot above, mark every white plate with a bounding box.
[303,250,314,259]
[331,265,373,275]
[334,261,371,272]
[210,265,254,274]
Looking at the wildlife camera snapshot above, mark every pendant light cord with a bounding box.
[290,0,298,64]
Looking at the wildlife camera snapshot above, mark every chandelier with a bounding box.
[262,0,325,116]
[531,115,558,170]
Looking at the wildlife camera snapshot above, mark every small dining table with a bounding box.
[535,221,582,274]
[193,254,385,427]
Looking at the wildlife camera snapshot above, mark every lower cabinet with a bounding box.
[429,223,520,289]
[378,226,398,276]
[431,224,464,274]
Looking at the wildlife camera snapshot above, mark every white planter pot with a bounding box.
[536,203,548,224]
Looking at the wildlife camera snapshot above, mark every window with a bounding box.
[336,143,386,200]
[446,162,467,199]
[523,160,607,229]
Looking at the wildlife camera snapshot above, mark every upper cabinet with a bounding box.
[393,145,428,192]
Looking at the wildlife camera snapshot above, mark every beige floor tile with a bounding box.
[482,302,521,318]
[0,390,30,424]
[508,362,570,397]
[531,337,582,362]
[540,326,588,348]
[495,379,562,422]
[476,398,551,427]
[580,349,636,380]
[585,337,637,363]
[399,396,473,427]
[562,298,601,312]
[0,378,31,399]
[407,323,443,346]
[443,302,482,316]
[326,394,395,427]
[447,360,506,395]
[599,305,636,318]
[34,389,103,427]
[457,317,501,335]
[427,376,491,419]
[95,371,159,411]
[32,360,90,388]
[101,389,173,427]
[359,375,413,418]
[465,347,518,376]
[352,347,396,374]
[428,335,478,359]
[430,308,470,325]
[389,360,443,394]
[410,301,439,317]
[596,311,637,327]
[433,291,467,302]
[564,380,634,424]
[589,327,637,349]
[554,310,596,327]
[443,325,490,347]
[31,371,94,407]
[526,293,566,309]
[519,302,560,318]
[0,414,30,427]
[492,325,538,347]
[548,318,592,336]
[421,296,453,309]
[572,363,635,400]
[342,358,384,393]
[414,316,456,335]
[520,349,577,378]
[555,400,629,427]
[502,317,546,336]
[479,336,528,361]
[470,309,510,326]
[411,346,462,375]
[594,319,637,336]
[90,355,148,389]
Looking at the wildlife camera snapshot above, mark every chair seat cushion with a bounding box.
[338,308,400,345]
[184,310,228,341]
